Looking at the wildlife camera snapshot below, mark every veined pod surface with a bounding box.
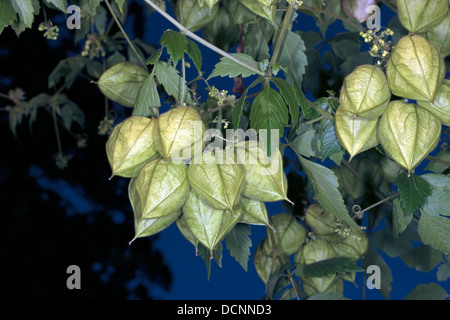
[254,238,280,285]
[187,150,245,211]
[98,62,149,107]
[386,35,445,102]
[130,158,190,219]
[153,106,205,161]
[335,105,379,161]
[427,13,450,57]
[239,197,271,228]
[339,64,391,120]
[270,213,306,256]
[397,0,448,34]
[236,141,291,203]
[106,116,158,178]
[182,190,241,254]
[128,178,180,243]
[417,79,450,126]
[377,101,441,174]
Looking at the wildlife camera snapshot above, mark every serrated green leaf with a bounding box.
[424,187,450,217]
[271,77,299,126]
[11,0,35,28]
[362,243,393,299]
[249,86,289,155]
[146,49,162,66]
[425,150,450,174]
[404,283,449,300]
[278,31,307,89]
[418,211,450,255]
[422,173,450,189]
[297,257,363,278]
[154,61,193,104]
[319,119,343,162]
[186,37,202,74]
[225,223,252,271]
[198,242,223,279]
[297,155,362,236]
[133,74,159,117]
[392,198,413,238]
[0,0,16,35]
[400,245,444,273]
[44,0,67,12]
[208,53,259,80]
[397,172,432,215]
[290,128,320,158]
[437,263,450,282]
[160,30,188,68]
[232,78,263,130]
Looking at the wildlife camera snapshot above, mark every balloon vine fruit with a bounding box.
[106,116,158,178]
[386,35,445,102]
[97,62,149,107]
[377,101,441,174]
[339,64,391,120]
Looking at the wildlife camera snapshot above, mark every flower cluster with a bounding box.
[81,34,106,59]
[38,21,59,40]
[360,28,395,63]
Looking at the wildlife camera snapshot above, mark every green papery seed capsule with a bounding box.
[106,116,158,178]
[339,64,391,120]
[270,213,306,256]
[386,35,445,102]
[377,101,441,174]
[97,62,149,107]
[397,0,448,34]
[130,158,190,219]
[417,79,450,126]
[153,105,205,161]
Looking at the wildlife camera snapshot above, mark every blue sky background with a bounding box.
[133,1,448,300]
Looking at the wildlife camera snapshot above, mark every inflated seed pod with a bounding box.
[130,158,190,219]
[106,116,158,178]
[305,205,338,238]
[187,150,245,211]
[417,79,450,126]
[98,62,149,107]
[335,105,379,161]
[236,141,291,203]
[386,35,445,102]
[270,213,306,256]
[427,13,450,57]
[377,101,441,174]
[254,238,281,285]
[153,105,205,161]
[339,64,391,120]
[329,232,369,261]
[397,0,448,34]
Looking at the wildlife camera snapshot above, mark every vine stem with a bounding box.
[180,56,186,106]
[299,5,365,32]
[308,100,334,121]
[104,0,147,68]
[267,1,295,77]
[52,105,63,155]
[352,192,400,219]
[143,0,265,77]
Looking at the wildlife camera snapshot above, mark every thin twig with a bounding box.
[143,0,265,77]
[104,0,147,68]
